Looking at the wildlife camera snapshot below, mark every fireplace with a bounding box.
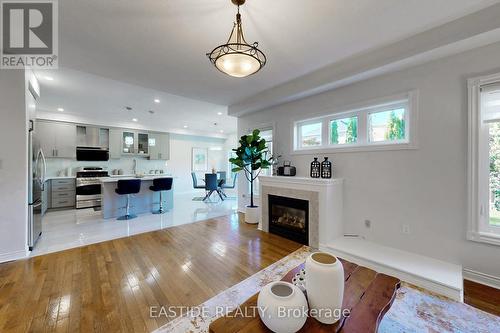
[268,195,309,245]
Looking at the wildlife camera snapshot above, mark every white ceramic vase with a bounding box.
[257,281,308,333]
[305,252,344,324]
[245,206,260,224]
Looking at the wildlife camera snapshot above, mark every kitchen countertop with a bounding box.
[45,176,76,180]
[101,175,174,183]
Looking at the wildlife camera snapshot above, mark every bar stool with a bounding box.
[149,177,173,214]
[115,179,141,220]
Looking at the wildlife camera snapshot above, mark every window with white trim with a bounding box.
[293,92,416,153]
[298,121,322,148]
[252,127,273,196]
[468,73,500,245]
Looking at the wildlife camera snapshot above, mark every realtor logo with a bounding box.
[1,0,58,69]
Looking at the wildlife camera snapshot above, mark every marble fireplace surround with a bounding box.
[259,176,344,249]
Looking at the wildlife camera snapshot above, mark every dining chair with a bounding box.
[222,173,238,190]
[191,172,205,189]
[204,173,224,201]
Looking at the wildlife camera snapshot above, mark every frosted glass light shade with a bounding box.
[215,53,261,78]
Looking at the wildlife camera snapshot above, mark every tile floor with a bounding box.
[31,191,238,256]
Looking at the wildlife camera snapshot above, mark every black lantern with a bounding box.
[310,157,320,178]
[321,157,332,178]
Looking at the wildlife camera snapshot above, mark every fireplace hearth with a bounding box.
[268,195,309,245]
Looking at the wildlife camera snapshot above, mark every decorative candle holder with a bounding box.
[321,157,332,178]
[310,157,320,178]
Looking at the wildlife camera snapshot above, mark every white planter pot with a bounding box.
[305,252,344,324]
[257,281,308,333]
[245,206,260,224]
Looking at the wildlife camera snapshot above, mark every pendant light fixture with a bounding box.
[207,0,266,78]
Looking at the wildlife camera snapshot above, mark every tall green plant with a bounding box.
[385,111,405,140]
[331,121,339,144]
[346,117,357,143]
[229,129,272,208]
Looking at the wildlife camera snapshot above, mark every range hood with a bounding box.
[76,147,109,161]
[76,126,110,161]
[77,126,109,148]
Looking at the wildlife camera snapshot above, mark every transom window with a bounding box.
[293,92,417,153]
[298,122,322,148]
[330,116,358,145]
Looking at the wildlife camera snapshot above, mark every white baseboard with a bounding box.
[0,249,28,263]
[463,268,500,290]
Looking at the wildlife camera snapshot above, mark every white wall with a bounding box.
[168,134,230,193]
[238,41,500,279]
[0,70,28,262]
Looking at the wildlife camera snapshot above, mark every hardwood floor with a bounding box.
[1,214,498,333]
[464,279,500,316]
[0,213,301,333]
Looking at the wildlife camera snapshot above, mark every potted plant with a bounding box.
[230,129,272,224]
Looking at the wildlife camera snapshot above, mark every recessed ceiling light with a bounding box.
[217,112,223,116]
[57,107,64,112]
[154,99,160,103]
[132,118,138,122]
[183,125,188,129]
[44,76,54,81]
[220,130,224,133]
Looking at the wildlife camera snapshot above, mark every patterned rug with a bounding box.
[154,246,500,333]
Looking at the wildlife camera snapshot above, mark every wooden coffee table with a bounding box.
[209,258,400,333]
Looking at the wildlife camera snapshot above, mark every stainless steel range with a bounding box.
[76,167,109,209]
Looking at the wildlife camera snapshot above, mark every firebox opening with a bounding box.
[268,195,309,245]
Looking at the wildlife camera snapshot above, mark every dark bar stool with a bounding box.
[115,179,141,220]
[149,177,173,214]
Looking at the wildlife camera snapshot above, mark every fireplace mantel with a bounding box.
[259,176,342,187]
[259,176,343,248]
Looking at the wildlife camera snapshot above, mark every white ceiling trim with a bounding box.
[228,2,500,116]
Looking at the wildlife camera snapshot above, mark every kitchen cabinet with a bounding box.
[122,131,135,154]
[149,133,170,160]
[109,128,122,159]
[36,121,76,158]
[121,131,150,156]
[49,178,76,209]
[137,133,149,155]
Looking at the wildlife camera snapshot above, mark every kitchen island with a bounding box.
[101,176,174,219]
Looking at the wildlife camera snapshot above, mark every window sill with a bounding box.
[291,142,417,155]
[467,230,500,246]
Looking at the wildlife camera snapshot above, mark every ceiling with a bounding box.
[52,0,499,106]
[34,68,233,137]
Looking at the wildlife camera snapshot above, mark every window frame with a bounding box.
[292,91,418,154]
[367,102,409,145]
[297,119,323,149]
[241,124,275,197]
[467,72,500,246]
[328,114,360,147]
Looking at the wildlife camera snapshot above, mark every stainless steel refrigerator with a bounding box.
[28,93,46,250]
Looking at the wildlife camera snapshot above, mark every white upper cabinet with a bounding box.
[109,128,122,159]
[37,120,170,160]
[36,121,76,158]
[148,133,170,160]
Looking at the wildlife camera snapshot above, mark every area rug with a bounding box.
[153,246,500,333]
